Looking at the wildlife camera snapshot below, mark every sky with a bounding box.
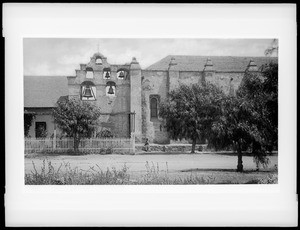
[23,38,276,76]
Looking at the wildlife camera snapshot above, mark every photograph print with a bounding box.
[23,38,278,185]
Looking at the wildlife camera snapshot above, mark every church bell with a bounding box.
[119,71,125,78]
[108,85,114,94]
[105,71,110,79]
[83,86,93,98]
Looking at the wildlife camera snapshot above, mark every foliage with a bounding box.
[25,159,130,185]
[25,159,217,185]
[209,62,278,172]
[25,160,278,185]
[209,94,252,172]
[24,113,35,137]
[244,174,278,184]
[52,98,101,152]
[140,161,216,184]
[260,62,278,150]
[159,83,225,153]
[96,129,114,138]
[264,39,278,56]
[238,62,278,151]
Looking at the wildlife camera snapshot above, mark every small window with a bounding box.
[35,122,47,138]
[103,68,111,79]
[95,58,102,65]
[150,97,158,118]
[86,67,93,79]
[106,81,116,97]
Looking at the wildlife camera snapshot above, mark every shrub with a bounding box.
[25,159,130,185]
[96,129,114,138]
[244,174,278,184]
[25,160,278,185]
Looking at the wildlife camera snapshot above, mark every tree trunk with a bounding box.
[236,141,243,172]
[191,139,197,153]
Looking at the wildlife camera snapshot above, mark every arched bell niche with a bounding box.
[81,81,96,101]
[105,81,116,97]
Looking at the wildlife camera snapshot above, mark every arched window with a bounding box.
[86,67,93,79]
[150,97,158,118]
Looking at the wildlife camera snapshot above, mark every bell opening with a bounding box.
[83,86,93,98]
[118,71,125,78]
[105,71,110,79]
[108,85,114,95]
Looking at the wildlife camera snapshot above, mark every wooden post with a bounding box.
[53,123,56,150]
[131,132,135,154]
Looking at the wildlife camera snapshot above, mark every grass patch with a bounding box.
[25,160,278,185]
[25,159,130,185]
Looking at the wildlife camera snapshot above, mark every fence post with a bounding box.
[53,129,56,150]
[131,132,136,154]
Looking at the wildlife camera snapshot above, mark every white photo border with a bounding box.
[4,3,297,227]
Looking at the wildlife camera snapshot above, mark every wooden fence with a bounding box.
[25,135,135,154]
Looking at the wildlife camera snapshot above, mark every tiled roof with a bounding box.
[146,55,278,72]
[24,76,68,108]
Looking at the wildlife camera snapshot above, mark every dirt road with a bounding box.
[25,152,278,178]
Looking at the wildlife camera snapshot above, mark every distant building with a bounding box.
[24,52,277,143]
[24,76,68,138]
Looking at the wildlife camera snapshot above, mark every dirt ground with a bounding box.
[25,152,278,183]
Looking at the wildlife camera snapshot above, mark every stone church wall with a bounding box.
[205,71,245,95]
[178,71,203,86]
[141,70,169,144]
[67,53,131,138]
[140,69,248,144]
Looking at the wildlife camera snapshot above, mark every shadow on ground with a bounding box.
[180,168,278,174]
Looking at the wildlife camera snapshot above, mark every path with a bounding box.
[25,152,278,176]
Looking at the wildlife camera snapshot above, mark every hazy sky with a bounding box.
[23,38,276,76]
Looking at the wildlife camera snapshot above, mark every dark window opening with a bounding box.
[150,97,158,118]
[35,122,47,138]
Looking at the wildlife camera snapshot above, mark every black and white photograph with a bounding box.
[4,3,297,227]
[23,38,279,185]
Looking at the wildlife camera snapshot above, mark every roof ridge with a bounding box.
[167,55,278,58]
[24,75,69,77]
[145,55,277,71]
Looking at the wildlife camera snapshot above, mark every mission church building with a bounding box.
[24,51,277,144]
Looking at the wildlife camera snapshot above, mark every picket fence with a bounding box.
[25,136,135,154]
